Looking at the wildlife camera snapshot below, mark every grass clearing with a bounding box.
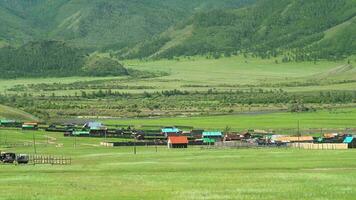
[1,129,356,199]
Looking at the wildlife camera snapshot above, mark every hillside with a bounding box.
[123,0,356,60]
[0,104,39,121]
[0,40,128,78]
[0,0,254,49]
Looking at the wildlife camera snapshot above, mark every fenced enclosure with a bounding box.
[29,155,71,165]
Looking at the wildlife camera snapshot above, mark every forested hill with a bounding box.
[0,40,128,78]
[0,0,254,49]
[123,0,356,60]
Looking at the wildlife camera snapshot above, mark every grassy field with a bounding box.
[0,56,354,121]
[1,56,354,95]
[1,129,356,200]
[0,104,38,121]
[103,108,356,130]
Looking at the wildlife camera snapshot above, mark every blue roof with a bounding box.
[343,137,353,144]
[203,131,222,137]
[161,128,180,133]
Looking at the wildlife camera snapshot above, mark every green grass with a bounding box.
[103,108,356,130]
[1,129,356,200]
[1,56,353,95]
[0,104,38,121]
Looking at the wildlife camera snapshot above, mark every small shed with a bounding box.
[343,136,356,148]
[167,136,188,148]
[202,131,223,141]
[22,122,38,130]
[161,127,180,137]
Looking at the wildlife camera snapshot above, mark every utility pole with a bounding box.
[155,139,158,153]
[133,135,137,155]
[32,132,37,154]
[74,134,77,149]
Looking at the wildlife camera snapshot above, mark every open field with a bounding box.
[103,108,356,130]
[1,129,356,200]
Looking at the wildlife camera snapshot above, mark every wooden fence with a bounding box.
[214,141,260,148]
[288,143,348,150]
[29,155,71,165]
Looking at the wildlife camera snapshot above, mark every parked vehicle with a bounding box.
[16,154,29,164]
[0,152,16,163]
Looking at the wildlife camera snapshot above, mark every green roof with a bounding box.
[202,132,222,137]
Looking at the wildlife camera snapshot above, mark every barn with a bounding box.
[167,136,188,148]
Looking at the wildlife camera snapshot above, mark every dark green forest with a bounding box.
[123,0,356,60]
[0,0,355,78]
[0,41,128,78]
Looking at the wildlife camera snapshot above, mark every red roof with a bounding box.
[168,136,188,144]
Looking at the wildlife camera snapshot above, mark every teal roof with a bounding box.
[343,137,353,144]
[203,132,222,137]
[161,128,180,133]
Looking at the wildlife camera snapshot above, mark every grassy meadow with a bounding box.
[1,56,354,95]
[103,108,356,130]
[0,55,354,123]
[1,129,356,200]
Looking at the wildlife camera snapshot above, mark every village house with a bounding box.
[167,136,188,148]
[202,131,223,142]
[161,127,180,137]
[343,136,356,148]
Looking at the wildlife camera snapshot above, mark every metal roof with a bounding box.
[343,137,353,144]
[168,136,188,144]
[202,132,222,137]
[161,128,180,133]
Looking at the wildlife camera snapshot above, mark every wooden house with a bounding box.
[167,136,188,148]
